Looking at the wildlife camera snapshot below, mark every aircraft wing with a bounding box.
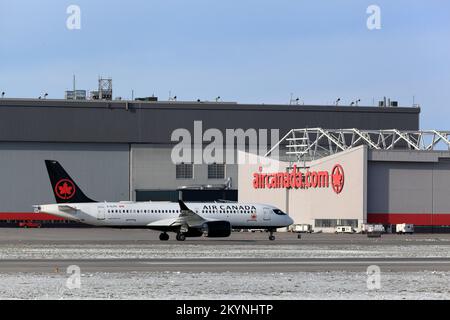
[147,218,183,227]
[146,201,210,229]
[177,200,208,227]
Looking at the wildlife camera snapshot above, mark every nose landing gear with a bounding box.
[268,230,275,241]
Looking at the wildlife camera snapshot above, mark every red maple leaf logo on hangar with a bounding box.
[55,179,76,200]
[331,164,344,194]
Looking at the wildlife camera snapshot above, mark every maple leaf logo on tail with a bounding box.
[54,179,76,200]
[45,160,94,203]
[59,183,73,196]
[331,164,344,194]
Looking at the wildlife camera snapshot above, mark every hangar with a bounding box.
[0,98,420,225]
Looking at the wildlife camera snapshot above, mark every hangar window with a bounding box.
[208,163,225,179]
[340,219,359,228]
[176,163,194,179]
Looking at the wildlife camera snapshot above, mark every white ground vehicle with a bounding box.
[361,223,385,234]
[335,226,355,234]
[396,223,414,234]
[292,224,313,233]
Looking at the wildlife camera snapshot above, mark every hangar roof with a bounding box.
[268,128,450,162]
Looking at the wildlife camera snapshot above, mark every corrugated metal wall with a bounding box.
[0,143,129,212]
[367,159,450,224]
[0,100,420,144]
[130,144,238,199]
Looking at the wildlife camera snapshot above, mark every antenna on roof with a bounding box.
[168,91,177,101]
[1,92,4,98]
[289,94,300,105]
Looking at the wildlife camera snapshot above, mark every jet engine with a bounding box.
[202,221,232,237]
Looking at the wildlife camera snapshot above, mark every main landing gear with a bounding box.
[159,232,169,241]
[158,232,187,241]
[176,233,186,241]
[268,230,275,241]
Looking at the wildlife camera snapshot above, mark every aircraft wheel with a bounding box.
[176,233,186,241]
[269,235,275,241]
[159,233,169,241]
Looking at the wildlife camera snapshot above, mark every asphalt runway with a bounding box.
[1,228,450,245]
[1,257,450,273]
[1,228,450,274]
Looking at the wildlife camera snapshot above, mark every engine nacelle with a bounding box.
[202,221,232,238]
[184,228,204,238]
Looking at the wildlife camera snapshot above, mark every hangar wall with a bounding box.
[287,147,367,231]
[130,144,238,198]
[0,143,129,212]
[0,99,421,144]
[238,146,368,231]
[367,151,450,225]
[237,155,289,213]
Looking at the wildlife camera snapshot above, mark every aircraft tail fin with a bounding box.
[44,160,95,204]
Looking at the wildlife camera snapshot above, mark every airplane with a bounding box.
[34,160,294,241]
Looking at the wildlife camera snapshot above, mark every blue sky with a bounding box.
[0,0,449,129]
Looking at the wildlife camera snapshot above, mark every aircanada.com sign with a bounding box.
[252,164,344,194]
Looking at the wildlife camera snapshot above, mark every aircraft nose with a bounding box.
[286,215,294,225]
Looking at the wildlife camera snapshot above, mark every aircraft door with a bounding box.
[98,206,106,220]
[263,207,272,221]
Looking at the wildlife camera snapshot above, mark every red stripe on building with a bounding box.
[0,213,65,221]
[368,213,450,226]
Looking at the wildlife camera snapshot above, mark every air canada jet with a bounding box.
[34,160,293,241]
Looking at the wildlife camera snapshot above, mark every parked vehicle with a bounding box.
[335,226,355,234]
[361,223,385,234]
[292,224,313,233]
[396,223,414,234]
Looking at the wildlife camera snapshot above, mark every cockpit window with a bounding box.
[273,209,286,215]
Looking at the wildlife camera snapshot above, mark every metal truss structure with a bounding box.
[266,128,450,162]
